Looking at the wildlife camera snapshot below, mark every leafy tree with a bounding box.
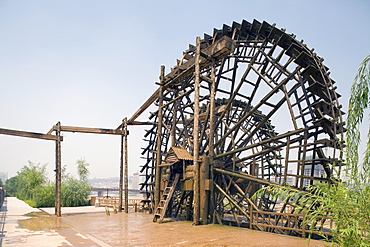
[0,178,3,187]
[4,176,18,196]
[76,158,90,182]
[61,178,91,207]
[5,159,92,207]
[15,161,47,200]
[33,184,55,207]
[346,54,370,184]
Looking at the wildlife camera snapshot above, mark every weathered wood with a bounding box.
[209,59,216,224]
[60,126,125,135]
[128,88,160,125]
[0,127,62,141]
[214,168,306,194]
[193,36,201,225]
[215,128,305,160]
[138,19,345,238]
[154,66,165,208]
[199,156,209,224]
[55,122,62,217]
[123,118,129,213]
[127,36,235,125]
[119,119,124,212]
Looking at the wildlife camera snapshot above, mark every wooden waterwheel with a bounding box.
[138,19,345,234]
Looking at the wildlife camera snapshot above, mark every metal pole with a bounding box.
[193,36,201,225]
[154,65,165,208]
[124,118,129,213]
[119,120,124,212]
[55,122,62,217]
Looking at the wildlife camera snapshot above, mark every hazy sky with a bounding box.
[0,0,369,179]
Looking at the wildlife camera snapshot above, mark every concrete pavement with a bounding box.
[0,197,329,246]
[0,197,105,246]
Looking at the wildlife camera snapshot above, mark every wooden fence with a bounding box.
[95,196,142,208]
[250,208,333,238]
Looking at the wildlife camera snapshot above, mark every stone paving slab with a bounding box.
[1,197,104,246]
[1,197,329,247]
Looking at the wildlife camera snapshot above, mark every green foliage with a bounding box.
[7,161,47,201]
[76,158,90,182]
[58,158,92,207]
[5,159,92,208]
[4,176,18,196]
[61,177,92,207]
[256,183,370,246]
[24,199,36,208]
[33,184,55,207]
[254,54,370,246]
[0,178,3,187]
[346,54,370,183]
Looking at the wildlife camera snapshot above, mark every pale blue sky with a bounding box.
[0,0,369,179]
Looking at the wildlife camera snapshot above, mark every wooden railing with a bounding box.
[95,197,142,207]
[250,207,333,238]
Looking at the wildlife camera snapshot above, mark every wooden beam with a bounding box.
[60,126,125,135]
[127,36,235,125]
[154,66,165,208]
[214,168,306,194]
[128,89,160,125]
[0,127,62,141]
[127,121,155,126]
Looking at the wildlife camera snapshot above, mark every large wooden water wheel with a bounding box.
[138,19,345,235]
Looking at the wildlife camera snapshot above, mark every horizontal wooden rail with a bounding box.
[250,209,333,238]
[0,127,62,141]
[60,126,125,135]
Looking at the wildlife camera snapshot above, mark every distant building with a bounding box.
[303,164,325,188]
[270,169,296,186]
[0,172,8,185]
[132,172,139,190]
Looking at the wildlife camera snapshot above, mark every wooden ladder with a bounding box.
[153,173,180,223]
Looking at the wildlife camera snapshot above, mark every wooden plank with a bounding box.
[60,126,125,135]
[0,127,62,141]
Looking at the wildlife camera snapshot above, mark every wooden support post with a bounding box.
[209,59,216,224]
[55,122,62,217]
[200,156,210,224]
[283,136,290,185]
[154,65,165,208]
[119,120,124,212]
[193,36,201,225]
[249,203,253,229]
[123,118,129,213]
[171,99,177,147]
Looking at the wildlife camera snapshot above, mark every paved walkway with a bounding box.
[0,197,329,246]
[1,197,104,246]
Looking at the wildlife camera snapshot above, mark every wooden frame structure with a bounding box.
[0,123,128,216]
[135,19,345,236]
